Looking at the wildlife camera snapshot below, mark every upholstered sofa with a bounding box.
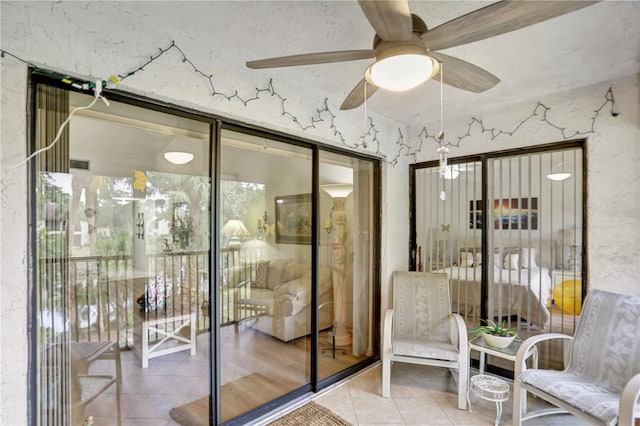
[233,258,333,342]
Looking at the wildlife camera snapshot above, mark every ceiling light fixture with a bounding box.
[546,173,571,181]
[442,165,460,180]
[164,151,194,165]
[365,46,439,92]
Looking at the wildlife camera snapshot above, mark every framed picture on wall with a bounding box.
[275,193,312,244]
[469,198,538,230]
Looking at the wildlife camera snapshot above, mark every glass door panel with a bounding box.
[318,152,376,380]
[219,129,312,421]
[487,148,583,370]
[414,161,483,323]
[35,87,211,425]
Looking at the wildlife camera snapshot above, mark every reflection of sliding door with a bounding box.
[412,142,584,370]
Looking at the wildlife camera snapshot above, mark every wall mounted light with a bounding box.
[164,151,194,165]
[257,211,269,234]
[324,206,334,233]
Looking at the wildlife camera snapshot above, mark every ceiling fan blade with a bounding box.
[340,79,379,110]
[246,50,375,69]
[422,1,600,51]
[429,52,499,93]
[358,0,413,41]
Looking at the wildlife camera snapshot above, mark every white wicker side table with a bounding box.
[467,374,510,426]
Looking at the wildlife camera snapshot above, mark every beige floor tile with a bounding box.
[314,394,358,424]
[394,397,453,425]
[351,396,405,424]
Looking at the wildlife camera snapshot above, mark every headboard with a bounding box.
[455,239,557,269]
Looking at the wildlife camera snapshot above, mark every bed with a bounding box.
[435,246,554,330]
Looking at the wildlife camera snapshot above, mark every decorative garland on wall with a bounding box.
[2,43,619,167]
[416,87,619,153]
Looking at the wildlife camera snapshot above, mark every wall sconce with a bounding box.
[257,211,269,234]
[324,206,334,233]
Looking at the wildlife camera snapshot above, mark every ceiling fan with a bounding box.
[246,0,598,110]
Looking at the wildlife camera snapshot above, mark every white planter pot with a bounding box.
[482,333,516,348]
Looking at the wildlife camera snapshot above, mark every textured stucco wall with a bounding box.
[412,75,640,296]
[0,2,410,424]
[1,2,638,425]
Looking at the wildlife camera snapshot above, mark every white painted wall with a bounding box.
[1,2,638,424]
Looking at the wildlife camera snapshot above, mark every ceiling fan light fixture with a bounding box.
[366,52,439,92]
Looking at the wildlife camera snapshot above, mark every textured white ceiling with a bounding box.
[190,0,639,126]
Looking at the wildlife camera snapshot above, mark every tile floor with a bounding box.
[310,363,589,426]
[85,332,589,426]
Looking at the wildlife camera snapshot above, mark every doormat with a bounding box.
[267,401,351,425]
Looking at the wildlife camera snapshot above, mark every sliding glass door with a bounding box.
[218,129,313,422]
[218,131,379,422]
[31,76,380,426]
[412,143,584,370]
[34,84,211,425]
[318,151,377,380]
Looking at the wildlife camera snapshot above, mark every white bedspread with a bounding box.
[438,266,552,329]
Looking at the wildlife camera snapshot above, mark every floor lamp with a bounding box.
[321,184,353,347]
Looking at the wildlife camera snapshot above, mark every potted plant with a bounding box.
[472,319,519,348]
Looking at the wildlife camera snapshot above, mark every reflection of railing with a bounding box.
[39,247,330,349]
[38,249,256,349]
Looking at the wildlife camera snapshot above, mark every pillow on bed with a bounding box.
[493,253,502,268]
[459,252,475,267]
[520,247,538,269]
[473,252,482,267]
[503,253,520,270]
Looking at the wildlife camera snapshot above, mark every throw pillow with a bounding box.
[473,252,482,267]
[503,253,520,270]
[459,251,475,267]
[266,259,289,290]
[253,261,269,288]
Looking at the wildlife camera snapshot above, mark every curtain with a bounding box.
[35,84,71,425]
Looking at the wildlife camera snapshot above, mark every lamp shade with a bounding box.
[321,184,353,199]
[221,219,250,237]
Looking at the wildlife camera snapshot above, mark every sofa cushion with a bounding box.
[266,259,290,290]
[253,261,269,289]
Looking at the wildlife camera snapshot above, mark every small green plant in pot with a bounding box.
[473,319,519,348]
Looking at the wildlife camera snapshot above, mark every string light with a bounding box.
[1,44,620,167]
[419,87,618,150]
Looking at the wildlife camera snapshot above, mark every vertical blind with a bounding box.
[414,146,583,368]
